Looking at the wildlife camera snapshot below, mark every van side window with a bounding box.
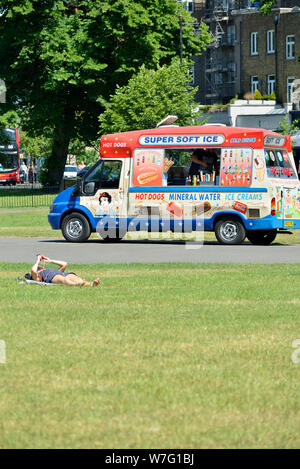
[100,161,122,188]
[85,160,122,190]
[264,149,296,178]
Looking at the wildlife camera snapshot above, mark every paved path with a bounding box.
[0,237,299,264]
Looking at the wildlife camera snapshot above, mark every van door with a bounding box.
[81,159,127,220]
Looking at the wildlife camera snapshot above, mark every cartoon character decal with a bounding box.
[95,192,116,217]
[285,189,293,218]
[274,186,300,219]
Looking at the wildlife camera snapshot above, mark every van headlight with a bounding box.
[49,203,54,212]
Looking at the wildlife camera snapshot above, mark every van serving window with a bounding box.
[163,149,220,186]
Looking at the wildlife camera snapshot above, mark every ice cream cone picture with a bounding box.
[163,158,174,173]
[254,156,265,182]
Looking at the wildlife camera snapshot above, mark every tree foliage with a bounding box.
[99,59,205,134]
[276,116,299,148]
[19,131,52,161]
[0,0,211,184]
[257,0,277,16]
[68,138,98,166]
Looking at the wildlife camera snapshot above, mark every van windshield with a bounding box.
[264,148,297,179]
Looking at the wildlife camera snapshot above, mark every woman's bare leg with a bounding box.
[52,274,100,286]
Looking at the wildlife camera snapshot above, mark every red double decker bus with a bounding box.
[0,127,20,185]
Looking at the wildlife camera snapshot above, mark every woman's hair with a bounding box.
[25,273,32,280]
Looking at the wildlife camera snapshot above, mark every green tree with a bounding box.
[19,131,52,162]
[68,138,98,166]
[276,116,299,148]
[256,0,277,15]
[99,59,205,134]
[0,0,211,184]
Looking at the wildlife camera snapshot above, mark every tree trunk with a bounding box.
[47,126,71,189]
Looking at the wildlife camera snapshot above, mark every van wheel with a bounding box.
[215,218,246,245]
[61,213,91,242]
[247,230,277,245]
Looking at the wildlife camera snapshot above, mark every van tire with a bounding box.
[247,230,277,245]
[215,218,246,245]
[61,213,91,242]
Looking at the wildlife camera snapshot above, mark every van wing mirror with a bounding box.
[84,181,95,195]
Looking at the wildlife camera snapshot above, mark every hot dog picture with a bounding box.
[137,171,158,185]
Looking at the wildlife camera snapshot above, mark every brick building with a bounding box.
[179,0,300,105]
[232,6,300,105]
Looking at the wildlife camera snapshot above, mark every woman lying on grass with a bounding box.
[26,254,100,286]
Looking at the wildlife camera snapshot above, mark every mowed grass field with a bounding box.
[1,207,300,244]
[1,262,300,448]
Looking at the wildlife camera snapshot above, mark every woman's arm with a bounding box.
[31,257,41,280]
[46,258,67,272]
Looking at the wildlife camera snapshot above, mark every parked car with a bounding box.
[63,165,79,179]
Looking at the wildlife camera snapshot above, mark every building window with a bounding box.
[267,30,275,53]
[267,75,275,95]
[286,35,295,60]
[178,0,194,12]
[251,76,259,94]
[227,25,235,45]
[250,32,258,55]
[215,73,223,85]
[287,77,295,103]
[227,62,236,83]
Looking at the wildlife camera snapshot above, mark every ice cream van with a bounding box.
[48,117,300,244]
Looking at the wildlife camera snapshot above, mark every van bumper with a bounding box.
[48,212,61,230]
[242,216,300,231]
